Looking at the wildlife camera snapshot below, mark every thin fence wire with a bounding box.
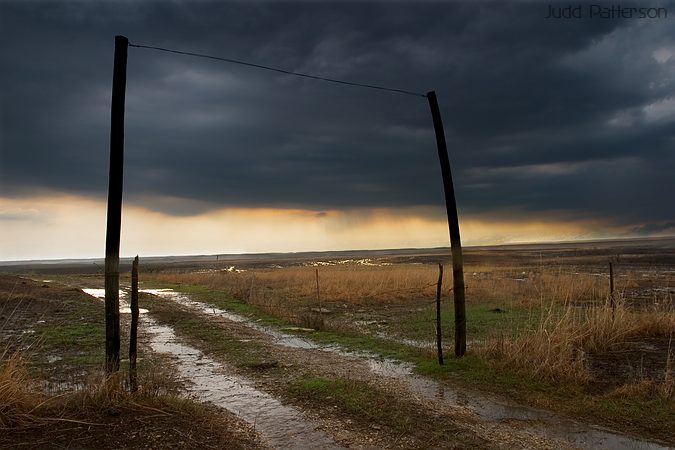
[129,42,427,98]
[131,281,453,316]
[130,289,457,346]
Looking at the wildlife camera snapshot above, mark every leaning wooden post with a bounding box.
[427,90,467,357]
[129,255,139,391]
[105,35,129,373]
[436,263,444,365]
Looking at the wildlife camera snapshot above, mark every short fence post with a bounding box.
[436,263,444,365]
[609,261,615,318]
[315,268,321,311]
[129,255,139,391]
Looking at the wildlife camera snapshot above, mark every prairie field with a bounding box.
[144,240,675,391]
[2,237,674,447]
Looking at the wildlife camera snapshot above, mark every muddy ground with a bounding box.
[2,273,673,449]
[0,275,264,449]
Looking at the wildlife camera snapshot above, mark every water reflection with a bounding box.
[148,288,671,450]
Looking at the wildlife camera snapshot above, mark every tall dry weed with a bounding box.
[148,265,445,325]
[1,350,192,430]
[0,350,43,428]
[609,378,674,400]
[148,264,623,311]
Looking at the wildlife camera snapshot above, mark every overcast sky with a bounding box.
[1,1,674,260]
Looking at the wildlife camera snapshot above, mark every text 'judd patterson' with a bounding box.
[545,4,668,19]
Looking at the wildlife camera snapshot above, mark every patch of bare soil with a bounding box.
[0,275,264,450]
[0,404,263,450]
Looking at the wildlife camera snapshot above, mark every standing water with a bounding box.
[143,288,672,450]
[83,288,343,450]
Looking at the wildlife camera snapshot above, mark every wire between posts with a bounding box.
[128,42,427,98]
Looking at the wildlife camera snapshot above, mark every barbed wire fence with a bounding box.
[103,33,469,370]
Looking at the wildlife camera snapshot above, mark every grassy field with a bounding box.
[3,239,674,445]
[139,243,674,441]
[145,255,674,381]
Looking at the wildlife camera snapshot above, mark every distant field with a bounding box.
[2,235,674,273]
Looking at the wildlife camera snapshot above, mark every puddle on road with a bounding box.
[82,288,149,314]
[82,289,343,449]
[140,289,320,350]
[83,288,342,449]
[142,315,342,450]
[146,288,672,450]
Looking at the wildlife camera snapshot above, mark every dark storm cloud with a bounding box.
[1,1,674,227]
[626,221,675,236]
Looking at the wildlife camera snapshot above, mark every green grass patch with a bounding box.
[286,375,488,448]
[388,300,551,343]
[178,317,272,368]
[36,322,104,351]
[288,377,416,433]
[30,300,107,369]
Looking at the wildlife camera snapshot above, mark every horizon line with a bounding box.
[2,235,673,265]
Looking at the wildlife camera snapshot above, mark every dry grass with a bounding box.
[466,270,606,306]
[0,351,263,449]
[151,265,442,305]
[479,299,675,384]
[147,264,621,332]
[148,265,444,326]
[62,366,179,413]
[147,263,673,384]
[0,350,43,428]
[0,348,184,430]
[148,263,635,309]
[610,378,674,400]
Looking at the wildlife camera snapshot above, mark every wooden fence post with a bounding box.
[609,261,615,318]
[105,35,128,373]
[315,268,321,311]
[129,255,139,391]
[436,263,444,365]
[427,90,467,357]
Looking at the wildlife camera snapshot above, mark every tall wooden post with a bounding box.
[129,255,139,391]
[105,35,128,373]
[427,91,467,357]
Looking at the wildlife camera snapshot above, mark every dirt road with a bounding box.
[132,288,670,450]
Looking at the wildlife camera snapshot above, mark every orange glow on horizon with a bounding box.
[0,194,639,260]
